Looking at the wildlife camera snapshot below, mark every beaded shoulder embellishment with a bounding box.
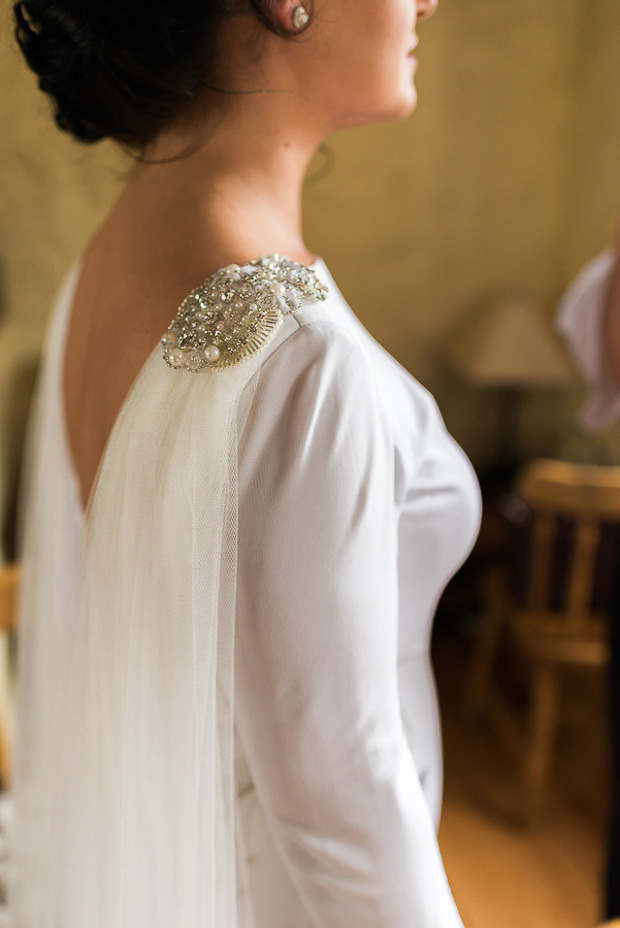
[162,254,328,372]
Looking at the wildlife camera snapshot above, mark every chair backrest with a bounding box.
[515,459,620,632]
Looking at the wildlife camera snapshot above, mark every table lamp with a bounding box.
[443,292,575,472]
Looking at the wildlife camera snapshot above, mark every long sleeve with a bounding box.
[555,249,620,430]
[235,321,463,927]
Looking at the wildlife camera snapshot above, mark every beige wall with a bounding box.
[2,0,620,522]
[304,0,620,464]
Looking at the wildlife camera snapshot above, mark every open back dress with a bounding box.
[10,255,480,928]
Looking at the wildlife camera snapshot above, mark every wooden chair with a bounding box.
[465,458,620,821]
[0,564,18,790]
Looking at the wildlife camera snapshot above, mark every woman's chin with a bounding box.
[332,85,419,132]
[378,87,419,124]
[396,89,419,120]
[376,80,419,123]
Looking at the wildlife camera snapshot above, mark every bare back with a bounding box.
[63,160,314,511]
[63,222,206,512]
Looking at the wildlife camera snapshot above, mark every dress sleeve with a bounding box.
[555,249,620,430]
[235,322,463,928]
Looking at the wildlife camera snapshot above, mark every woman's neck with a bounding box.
[116,89,326,271]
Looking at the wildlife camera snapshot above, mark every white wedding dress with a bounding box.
[10,255,481,928]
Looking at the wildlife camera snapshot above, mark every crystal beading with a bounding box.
[162,254,328,373]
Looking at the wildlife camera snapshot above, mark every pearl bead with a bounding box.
[204,344,221,362]
[168,348,185,368]
[270,282,286,297]
[223,264,240,276]
[162,331,178,348]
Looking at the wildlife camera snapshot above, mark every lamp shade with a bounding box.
[444,293,575,387]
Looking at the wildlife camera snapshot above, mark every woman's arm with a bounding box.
[234,322,463,928]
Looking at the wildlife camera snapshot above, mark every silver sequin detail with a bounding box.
[161,254,328,372]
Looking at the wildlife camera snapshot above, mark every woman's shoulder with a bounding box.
[160,254,319,375]
[160,252,364,377]
[237,300,390,454]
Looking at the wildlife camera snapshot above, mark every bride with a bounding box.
[10,0,480,925]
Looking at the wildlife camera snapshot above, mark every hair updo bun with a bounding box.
[14,2,102,142]
[13,0,306,149]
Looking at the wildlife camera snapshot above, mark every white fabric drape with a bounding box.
[11,263,262,927]
[555,248,619,430]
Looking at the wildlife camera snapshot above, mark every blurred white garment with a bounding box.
[10,256,480,928]
[555,249,619,430]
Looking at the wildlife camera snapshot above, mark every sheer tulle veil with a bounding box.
[7,259,307,927]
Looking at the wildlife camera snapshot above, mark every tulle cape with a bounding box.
[10,266,263,927]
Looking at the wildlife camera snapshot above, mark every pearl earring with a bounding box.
[291,5,309,31]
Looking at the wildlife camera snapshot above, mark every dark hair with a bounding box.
[13,0,309,149]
